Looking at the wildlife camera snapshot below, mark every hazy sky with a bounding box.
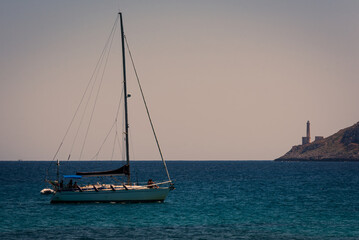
[1,0,358,160]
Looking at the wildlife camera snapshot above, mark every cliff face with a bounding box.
[275,122,359,161]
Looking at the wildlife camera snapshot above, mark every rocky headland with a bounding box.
[275,122,359,161]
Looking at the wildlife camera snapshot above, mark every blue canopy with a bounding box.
[63,175,82,179]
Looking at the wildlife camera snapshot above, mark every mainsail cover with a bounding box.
[76,164,129,177]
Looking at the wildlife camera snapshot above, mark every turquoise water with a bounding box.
[1,161,359,239]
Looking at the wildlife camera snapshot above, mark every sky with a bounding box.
[0,0,358,161]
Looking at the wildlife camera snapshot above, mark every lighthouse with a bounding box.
[306,120,311,143]
[302,121,311,145]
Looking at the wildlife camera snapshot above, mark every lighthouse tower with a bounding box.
[302,121,311,145]
[306,120,311,143]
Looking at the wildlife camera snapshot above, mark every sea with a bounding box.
[1,160,359,240]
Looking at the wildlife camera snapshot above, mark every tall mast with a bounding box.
[119,12,130,184]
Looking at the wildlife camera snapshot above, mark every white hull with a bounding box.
[51,187,170,203]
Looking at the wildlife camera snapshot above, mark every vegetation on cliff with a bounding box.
[275,122,359,161]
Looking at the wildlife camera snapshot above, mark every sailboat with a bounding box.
[46,12,174,203]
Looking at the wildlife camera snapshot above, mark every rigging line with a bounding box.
[114,79,124,122]
[111,101,123,161]
[114,88,125,160]
[79,17,119,160]
[111,88,125,161]
[78,56,107,160]
[46,16,120,177]
[80,17,119,160]
[118,106,126,161]
[90,120,117,160]
[111,130,117,161]
[69,59,102,161]
[68,54,107,160]
[90,72,124,161]
[50,14,120,165]
[124,36,172,182]
[115,126,124,160]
